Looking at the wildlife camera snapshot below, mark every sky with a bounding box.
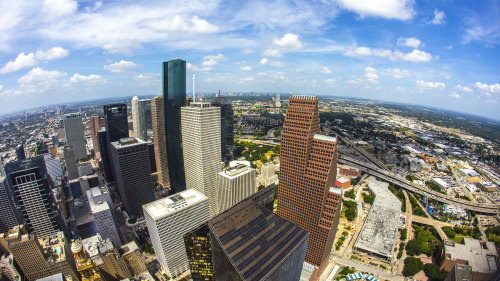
[0,0,499,120]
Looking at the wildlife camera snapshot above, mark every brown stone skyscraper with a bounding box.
[151,96,169,188]
[90,116,105,161]
[277,95,342,277]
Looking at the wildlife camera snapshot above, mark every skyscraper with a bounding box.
[143,189,209,278]
[87,186,121,247]
[4,157,65,237]
[110,138,155,218]
[131,96,152,141]
[151,96,169,188]
[90,116,105,161]
[0,177,18,234]
[163,59,187,193]
[104,104,129,143]
[277,95,341,277]
[63,113,87,160]
[211,96,234,162]
[15,145,25,161]
[97,129,113,183]
[64,146,79,181]
[216,162,255,214]
[181,102,221,217]
[275,93,281,107]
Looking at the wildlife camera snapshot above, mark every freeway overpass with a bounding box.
[338,155,500,215]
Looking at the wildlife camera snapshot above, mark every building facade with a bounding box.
[151,96,169,188]
[216,162,255,214]
[63,145,79,181]
[181,102,221,217]
[131,96,152,141]
[163,59,187,194]
[276,95,340,275]
[90,116,105,161]
[211,96,234,162]
[0,177,18,234]
[110,138,155,218]
[15,145,25,161]
[143,189,210,278]
[87,187,121,247]
[104,104,129,143]
[63,113,87,160]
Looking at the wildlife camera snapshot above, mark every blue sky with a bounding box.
[0,0,499,119]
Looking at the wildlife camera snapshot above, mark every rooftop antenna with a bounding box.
[192,71,196,101]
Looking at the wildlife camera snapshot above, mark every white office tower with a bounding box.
[275,93,281,107]
[63,113,87,160]
[216,162,256,214]
[44,155,63,185]
[87,186,121,247]
[181,102,221,217]
[63,146,79,180]
[258,162,278,187]
[143,189,209,278]
[131,96,152,141]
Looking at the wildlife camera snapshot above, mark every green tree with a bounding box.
[363,194,375,204]
[345,189,355,199]
[401,229,407,240]
[403,257,424,277]
[423,263,448,281]
[442,226,456,239]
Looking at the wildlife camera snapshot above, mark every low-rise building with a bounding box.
[335,177,351,189]
[338,165,362,178]
[443,204,467,219]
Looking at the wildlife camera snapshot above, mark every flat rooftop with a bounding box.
[87,189,110,213]
[38,232,68,264]
[208,200,309,281]
[143,189,208,221]
[220,163,253,179]
[313,134,337,143]
[445,238,498,273]
[111,137,145,149]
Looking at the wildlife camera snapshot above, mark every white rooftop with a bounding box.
[313,134,337,143]
[87,189,110,213]
[445,238,498,273]
[142,189,208,221]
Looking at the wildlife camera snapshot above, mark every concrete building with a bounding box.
[184,200,309,281]
[103,104,129,183]
[444,264,473,281]
[0,253,21,281]
[277,95,341,277]
[151,96,169,188]
[257,162,278,187]
[181,102,221,217]
[275,93,281,107]
[354,180,402,260]
[90,116,105,161]
[43,155,63,186]
[216,162,256,214]
[15,145,25,161]
[163,59,187,194]
[143,189,210,278]
[87,187,121,246]
[211,96,235,162]
[4,157,64,237]
[335,177,351,189]
[71,239,104,281]
[63,146,79,181]
[131,96,152,141]
[338,164,362,178]
[63,113,87,160]
[0,177,18,234]
[110,138,155,218]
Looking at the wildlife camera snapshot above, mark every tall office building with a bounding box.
[97,129,113,183]
[0,177,18,234]
[151,96,169,188]
[277,95,341,276]
[275,93,281,107]
[63,113,87,160]
[71,239,104,281]
[63,146,79,181]
[216,162,255,214]
[163,59,187,193]
[143,189,209,278]
[0,253,22,281]
[90,116,105,161]
[44,155,64,185]
[104,104,128,143]
[131,96,152,141]
[211,96,234,162]
[0,158,5,177]
[185,200,309,281]
[15,145,25,161]
[110,138,155,218]
[181,102,221,217]
[4,157,64,237]
[87,187,121,247]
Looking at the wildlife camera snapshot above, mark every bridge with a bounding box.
[338,155,500,215]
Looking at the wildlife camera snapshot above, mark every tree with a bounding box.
[345,189,355,199]
[363,194,375,204]
[401,229,407,240]
[442,226,456,239]
[260,156,268,163]
[258,185,266,191]
[423,263,448,281]
[406,239,423,256]
[403,257,424,277]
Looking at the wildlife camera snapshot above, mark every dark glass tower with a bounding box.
[212,97,234,162]
[104,104,129,143]
[15,145,25,161]
[163,59,186,194]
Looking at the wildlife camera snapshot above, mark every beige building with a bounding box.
[151,96,169,188]
[217,162,256,214]
[181,102,221,217]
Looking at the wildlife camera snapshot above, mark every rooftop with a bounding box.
[111,137,145,148]
[221,163,253,179]
[38,232,68,264]
[313,134,337,143]
[143,189,208,221]
[208,200,309,281]
[444,238,498,273]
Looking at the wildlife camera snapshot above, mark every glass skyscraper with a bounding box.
[163,59,187,194]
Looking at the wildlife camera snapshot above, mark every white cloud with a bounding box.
[386,68,409,79]
[241,48,255,54]
[18,67,67,93]
[262,48,283,57]
[240,77,254,82]
[201,54,224,67]
[104,60,137,73]
[416,80,446,91]
[335,0,415,20]
[430,9,445,25]
[455,85,473,93]
[320,66,332,74]
[474,82,500,94]
[260,58,269,65]
[364,67,379,83]
[445,45,453,50]
[69,73,105,84]
[324,78,336,85]
[43,0,77,21]
[134,73,160,80]
[397,37,421,48]
[392,49,433,62]
[241,66,252,71]
[273,33,303,50]
[449,92,461,99]
[269,61,285,67]
[35,47,69,60]
[343,47,372,56]
[0,52,36,74]
[103,40,142,56]
[145,15,218,34]
[344,46,433,62]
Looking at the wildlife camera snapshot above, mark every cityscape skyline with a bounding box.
[0,0,499,120]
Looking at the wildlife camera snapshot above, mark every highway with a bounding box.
[338,155,500,214]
